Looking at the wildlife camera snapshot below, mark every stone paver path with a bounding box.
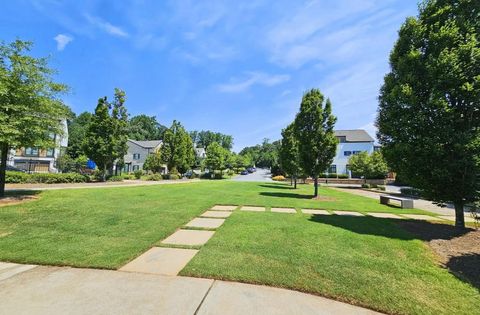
[333,211,364,216]
[438,215,476,223]
[0,262,36,282]
[211,205,237,211]
[185,218,225,229]
[367,212,403,219]
[161,230,215,246]
[240,206,265,212]
[119,247,198,276]
[402,214,444,221]
[301,209,330,215]
[271,207,296,214]
[201,210,232,218]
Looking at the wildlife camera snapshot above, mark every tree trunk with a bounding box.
[102,165,107,182]
[294,175,297,189]
[0,143,8,197]
[454,201,465,229]
[290,176,293,186]
[314,176,318,197]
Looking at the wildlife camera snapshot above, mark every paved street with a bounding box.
[232,168,273,182]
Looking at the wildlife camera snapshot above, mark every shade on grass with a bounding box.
[181,211,479,315]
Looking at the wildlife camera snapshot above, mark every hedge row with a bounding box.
[6,171,89,184]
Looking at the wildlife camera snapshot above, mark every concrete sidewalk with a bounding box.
[0,264,381,315]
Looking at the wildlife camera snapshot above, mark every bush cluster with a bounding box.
[146,174,162,181]
[107,175,123,182]
[133,170,143,179]
[320,173,349,179]
[6,171,88,184]
[272,175,286,181]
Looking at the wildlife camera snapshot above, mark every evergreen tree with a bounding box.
[280,123,301,188]
[160,120,195,174]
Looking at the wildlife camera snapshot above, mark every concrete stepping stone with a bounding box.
[201,211,232,218]
[438,215,476,223]
[240,206,265,212]
[333,211,364,216]
[119,247,198,276]
[301,209,330,215]
[402,214,444,221]
[271,207,296,214]
[0,262,36,282]
[162,229,215,246]
[186,218,225,229]
[367,212,403,219]
[211,205,237,211]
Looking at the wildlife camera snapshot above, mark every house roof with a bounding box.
[334,130,374,142]
[128,139,162,149]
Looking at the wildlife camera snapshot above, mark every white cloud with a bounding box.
[217,72,290,93]
[85,14,129,37]
[53,34,73,51]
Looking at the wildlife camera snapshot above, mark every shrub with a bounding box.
[227,169,235,176]
[5,171,88,184]
[337,174,349,179]
[107,175,123,182]
[214,173,223,180]
[200,172,212,179]
[272,175,286,181]
[361,183,371,189]
[146,174,162,181]
[121,174,135,180]
[133,170,143,179]
[168,174,180,180]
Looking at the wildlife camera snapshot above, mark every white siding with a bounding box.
[332,142,374,175]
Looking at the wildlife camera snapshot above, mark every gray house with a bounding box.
[123,139,165,173]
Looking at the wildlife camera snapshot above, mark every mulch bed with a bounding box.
[398,220,480,289]
[0,195,38,207]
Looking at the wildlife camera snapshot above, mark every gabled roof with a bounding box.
[128,139,162,149]
[334,130,374,142]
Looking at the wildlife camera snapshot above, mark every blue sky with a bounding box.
[1,0,418,151]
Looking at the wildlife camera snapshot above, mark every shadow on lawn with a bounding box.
[259,191,312,199]
[259,184,295,190]
[309,215,471,241]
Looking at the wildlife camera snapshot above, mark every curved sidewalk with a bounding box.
[0,263,382,315]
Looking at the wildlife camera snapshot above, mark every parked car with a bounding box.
[247,168,254,173]
[240,170,248,175]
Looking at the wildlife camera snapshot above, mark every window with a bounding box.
[328,165,337,173]
[133,165,140,171]
[343,151,352,156]
[46,148,54,157]
[133,153,141,160]
[337,136,346,143]
[352,151,362,155]
[25,147,39,156]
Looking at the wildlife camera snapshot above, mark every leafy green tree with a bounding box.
[294,89,337,197]
[280,123,301,188]
[348,151,388,181]
[128,115,166,141]
[56,154,88,173]
[190,130,233,150]
[376,0,480,228]
[83,89,129,181]
[0,40,69,196]
[160,120,195,174]
[205,142,226,176]
[143,151,164,174]
[239,138,281,168]
[67,112,92,158]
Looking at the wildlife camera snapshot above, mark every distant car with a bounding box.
[240,170,248,175]
[247,168,254,173]
[5,165,26,172]
[251,167,256,172]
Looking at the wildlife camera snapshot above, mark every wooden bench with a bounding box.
[380,195,414,209]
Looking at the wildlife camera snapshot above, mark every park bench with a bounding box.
[380,195,414,209]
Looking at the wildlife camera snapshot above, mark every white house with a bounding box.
[195,147,206,159]
[329,130,375,175]
[7,119,69,173]
[123,139,165,173]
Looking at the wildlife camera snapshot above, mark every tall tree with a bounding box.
[205,142,226,175]
[280,123,301,188]
[294,89,337,197]
[67,112,92,158]
[190,130,233,150]
[83,89,129,181]
[0,40,69,196]
[160,120,195,174]
[128,115,166,141]
[376,0,480,229]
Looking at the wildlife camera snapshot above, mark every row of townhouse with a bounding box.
[6,127,375,175]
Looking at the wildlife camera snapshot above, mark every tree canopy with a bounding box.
[239,138,281,168]
[204,142,227,174]
[376,0,480,228]
[280,123,301,188]
[83,89,129,181]
[128,115,166,141]
[0,39,69,196]
[294,89,337,197]
[160,120,195,174]
[67,111,92,158]
[190,130,233,150]
[348,151,388,180]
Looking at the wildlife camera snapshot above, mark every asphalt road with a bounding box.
[232,168,273,182]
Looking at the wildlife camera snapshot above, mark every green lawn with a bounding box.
[0,181,478,314]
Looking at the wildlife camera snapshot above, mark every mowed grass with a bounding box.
[0,181,433,269]
[181,211,479,315]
